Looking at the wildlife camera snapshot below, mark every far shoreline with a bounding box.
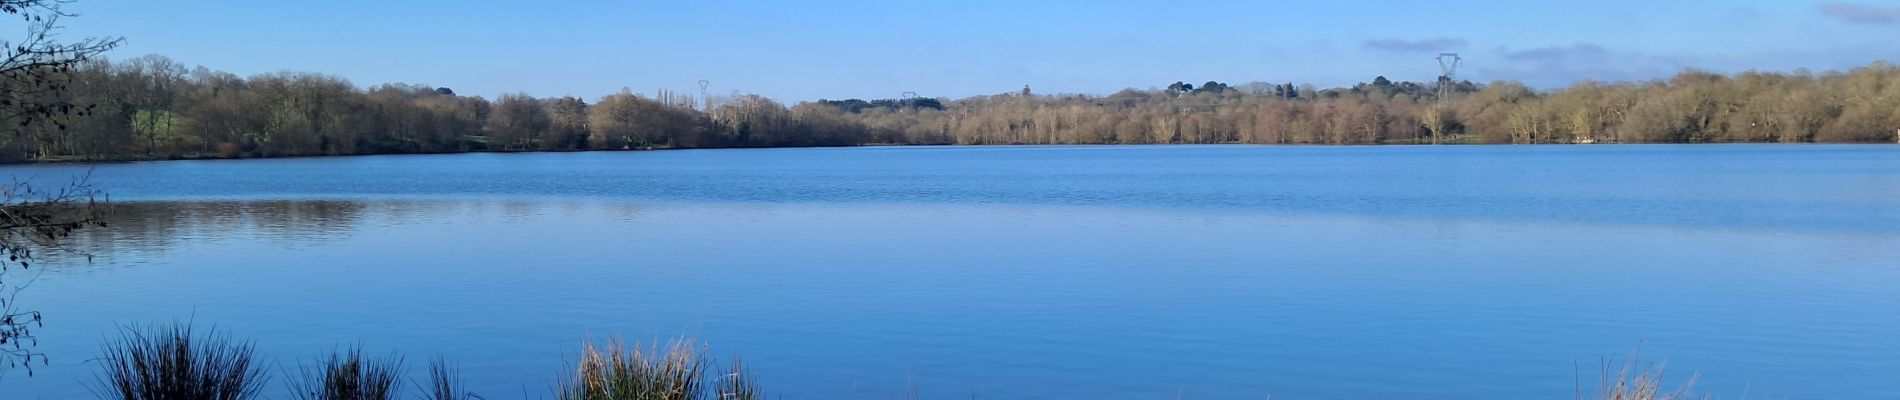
[5,141,1891,166]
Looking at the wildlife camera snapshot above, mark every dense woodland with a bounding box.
[4,55,1899,162]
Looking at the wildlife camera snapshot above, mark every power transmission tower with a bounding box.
[1435,53,1461,108]
[1433,53,1462,145]
[697,80,711,110]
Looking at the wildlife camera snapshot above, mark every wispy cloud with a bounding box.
[1475,41,1900,89]
[1818,2,1900,25]
[1361,38,1467,53]
[1503,43,1612,62]
[1481,43,1677,87]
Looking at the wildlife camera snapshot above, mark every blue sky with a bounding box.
[44,0,1900,101]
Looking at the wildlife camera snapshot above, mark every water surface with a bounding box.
[4,145,1898,399]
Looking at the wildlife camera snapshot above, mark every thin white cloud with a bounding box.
[1476,42,1900,88]
[1818,2,1900,25]
[1503,43,1612,63]
[1361,38,1467,53]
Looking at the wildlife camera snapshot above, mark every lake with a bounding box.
[4,145,1898,399]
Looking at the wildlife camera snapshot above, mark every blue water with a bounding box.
[4,145,1899,398]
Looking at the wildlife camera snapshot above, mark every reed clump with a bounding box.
[288,346,404,400]
[421,357,479,400]
[556,337,759,400]
[1590,352,1707,400]
[91,323,268,400]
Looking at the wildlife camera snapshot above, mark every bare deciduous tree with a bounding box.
[0,176,105,377]
[0,0,117,377]
[1,0,120,156]
[2,43,1900,161]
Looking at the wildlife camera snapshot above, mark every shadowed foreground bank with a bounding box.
[84,323,1712,400]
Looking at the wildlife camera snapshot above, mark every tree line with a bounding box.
[4,56,1898,162]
